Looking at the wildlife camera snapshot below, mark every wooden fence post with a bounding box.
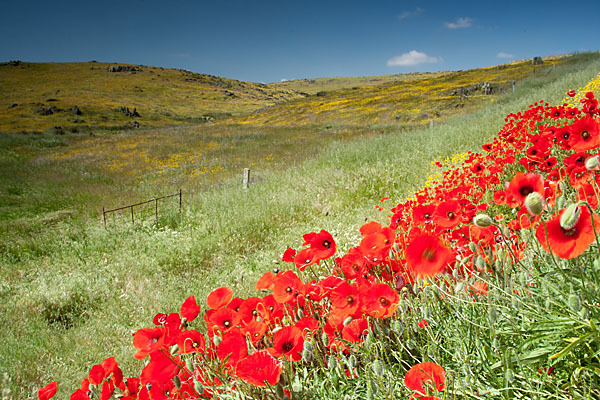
[131,206,135,224]
[243,168,250,190]
[103,207,106,228]
[512,80,515,94]
[179,189,182,212]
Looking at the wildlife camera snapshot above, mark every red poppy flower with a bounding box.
[405,234,454,279]
[302,229,336,261]
[330,281,361,318]
[568,117,600,151]
[88,363,106,385]
[140,350,178,385]
[295,316,319,334]
[361,282,399,318]
[535,205,599,259]
[256,271,275,291]
[207,287,233,309]
[180,295,201,322]
[338,251,366,280]
[506,172,544,208]
[282,247,296,262]
[132,327,167,360]
[404,362,446,394]
[341,317,369,343]
[413,204,436,225]
[271,270,303,304]
[432,200,461,229]
[38,382,57,400]
[235,350,282,387]
[217,330,248,366]
[241,319,268,345]
[69,389,89,400]
[294,247,317,271]
[268,326,303,361]
[568,89,577,97]
[207,307,239,333]
[152,313,167,325]
[177,330,206,354]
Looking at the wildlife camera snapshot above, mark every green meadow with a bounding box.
[1,52,600,398]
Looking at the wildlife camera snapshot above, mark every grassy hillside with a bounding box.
[234,54,574,126]
[0,61,302,133]
[269,71,451,95]
[0,54,585,135]
[0,52,599,398]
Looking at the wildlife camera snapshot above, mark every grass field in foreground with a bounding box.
[0,53,599,398]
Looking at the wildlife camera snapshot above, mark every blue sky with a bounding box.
[1,0,598,83]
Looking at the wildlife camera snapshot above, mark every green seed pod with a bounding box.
[366,382,374,400]
[328,355,339,370]
[393,319,404,335]
[569,293,582,312]
[185,356,195,373]
[476,256,485,272]
[275,383,285,399]
[302,341,313,362]
[348,355,357,369]
[505,368,514,384]
[511,297,519,310]
[586,155,599,171]
[194,381,203,395]
[173,375,182,390]
[372,359,385,377]
[560,204,581,230]
[524,192,544,215]
[488,307,498,324]
[473,213,493,228]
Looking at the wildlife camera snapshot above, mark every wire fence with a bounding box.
[102,189,182,227]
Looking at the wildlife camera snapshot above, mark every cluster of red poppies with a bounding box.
[41,90,600,399]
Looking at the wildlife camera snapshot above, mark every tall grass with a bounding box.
[0,53,599,399]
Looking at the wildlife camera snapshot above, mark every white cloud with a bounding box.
[445,17,472,29]
[496,52,514,59]
[387,50,439,67]
[280,78,289,82]
[398,7,424,20]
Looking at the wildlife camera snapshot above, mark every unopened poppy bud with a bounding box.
[505,368,514,384]
[328,355,338,370]
[181,318,188,329]
[302,346,313,362]
[393,320,404,335]
[172,375,181,390]
[185,357,194,372]
[170,345,179,355]
[568,293,582,312]
[275,383,285,399]
[348,355,357,369]
[372,359,385,376]
[321,332,329,347]
[586,155,600,171]
[488,307,498,324]
[296,309,303,319]
[343,316,354,326]
[556,195,566,210]
[560,204,581,230]
[524,192,544,215]
[473,213,493,228]
[212,335,222,347]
